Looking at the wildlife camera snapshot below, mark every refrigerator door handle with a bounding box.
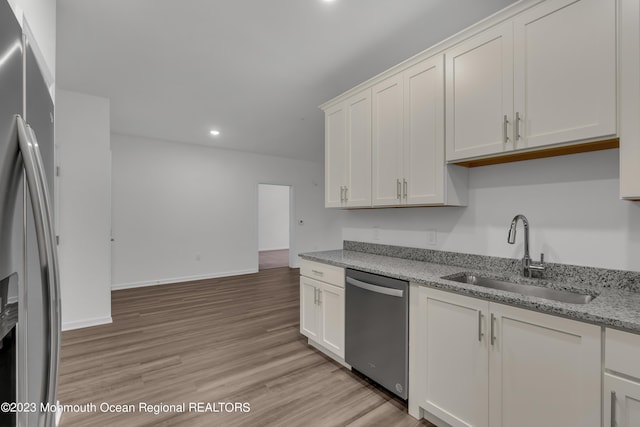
[16,115,61,427]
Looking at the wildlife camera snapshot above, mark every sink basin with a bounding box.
[442,273,595,304]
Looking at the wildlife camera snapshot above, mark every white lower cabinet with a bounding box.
[605,374,640,427]
[300,276,345,358]
[317,279,345,357]
[605,328,640,427]
[410,286,601,427]
[299,260,346,362]
[412,288,489,426]
[300,277,321,342]
[488,303,600,427]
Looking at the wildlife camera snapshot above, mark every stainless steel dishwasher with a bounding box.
[345,268,409,399]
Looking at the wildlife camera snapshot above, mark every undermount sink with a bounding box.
[442,273,595,304]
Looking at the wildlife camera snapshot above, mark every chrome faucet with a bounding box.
[508,214,545,278]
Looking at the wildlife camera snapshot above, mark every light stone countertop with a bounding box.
[300,249,640,334]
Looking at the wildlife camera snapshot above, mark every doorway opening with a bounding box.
[258,184,291,270]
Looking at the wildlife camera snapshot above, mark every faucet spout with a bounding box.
[508,214,542,277]
[508,214,530,260]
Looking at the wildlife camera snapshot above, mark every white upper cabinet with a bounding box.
[405,56,464,205]
[324,0,619,205]
[345,90,372,208]
[372,74,404,206]
[327,55,467,209]
[446,23,514,161]
[324,103,347,208]
[512,0,616,150]
[446,0,616,162]
[372,55,467,207]
[324,89,372,208]
[619,0,640,200]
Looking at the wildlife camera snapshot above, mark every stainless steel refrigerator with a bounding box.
[1,0,61,426]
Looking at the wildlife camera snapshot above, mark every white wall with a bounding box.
[258,184,290,251]
[112,141,640,290]
[56,90,112,330]
[342,149,640,272]
[111,135,342,288]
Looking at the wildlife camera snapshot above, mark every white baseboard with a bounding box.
[111,268,259,291]
[62,316,112,331]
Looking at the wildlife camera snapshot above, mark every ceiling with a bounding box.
[57,0,518,162]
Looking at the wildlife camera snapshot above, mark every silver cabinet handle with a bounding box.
[340,186,344,203]
[514,111,521,142]
[17,116,61,427]
[503,115,510,144]
[396,179,401,200]
[311,269,324,277]
[313,287,318,305]
[344,186,348,202]
[490,313,496,346]
[346,277,404,297]
[478,311,484,342]
[317,289,322,305]
[403,179,407,200]
[611,391,616,427]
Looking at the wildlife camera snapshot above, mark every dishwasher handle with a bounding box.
[346,277,404,298]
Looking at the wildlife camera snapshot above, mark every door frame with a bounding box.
[256,183,294,270]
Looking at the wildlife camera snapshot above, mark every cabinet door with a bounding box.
[513,0,616,149]
[299,277,320,341]
[605,374,640,427]
[619,0,640,200]
[403,55,445,205]
[372,74,404,206]
[345,89,372,208]
[325,103,347,208]
[445,23,514,161]
[489,303,601,427]
[416,287,489,427]
[318,282,345,358]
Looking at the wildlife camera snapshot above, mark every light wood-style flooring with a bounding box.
[58,267,433,427]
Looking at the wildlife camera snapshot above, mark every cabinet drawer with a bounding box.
[300,260,345,287]
[606,328,640,378]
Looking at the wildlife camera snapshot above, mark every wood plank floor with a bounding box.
[258,249,289,270]
[58,267,433,427]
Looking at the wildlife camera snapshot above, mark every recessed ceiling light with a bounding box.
[210,130,220,136]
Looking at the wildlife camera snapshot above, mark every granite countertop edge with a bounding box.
[299,250,640,335]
